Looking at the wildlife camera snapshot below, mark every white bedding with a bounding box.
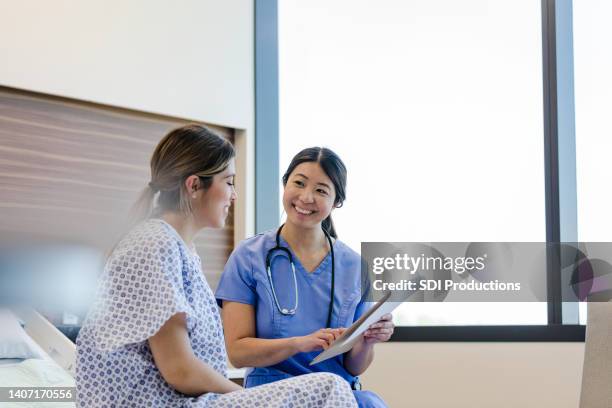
[0,311,75,407]
[0,358,75,407]
[0,358,74,387]
[0,358,24,366]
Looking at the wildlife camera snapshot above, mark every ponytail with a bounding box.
[322,215,337,239]
[129,184,157,226]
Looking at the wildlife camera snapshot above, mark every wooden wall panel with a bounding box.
[0,86,234,287]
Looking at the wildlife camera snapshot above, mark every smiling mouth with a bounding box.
[293,204,315,215]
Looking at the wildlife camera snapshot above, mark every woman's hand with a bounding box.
[363,313,394,345]
[292,328,344,353]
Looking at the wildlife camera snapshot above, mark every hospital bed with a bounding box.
[0,308,75,408]
[0,309,246,390]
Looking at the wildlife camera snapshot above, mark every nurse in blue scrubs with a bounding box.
[215,147,393,407]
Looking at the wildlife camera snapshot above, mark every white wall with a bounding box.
[361,342,584,408]
[0,0,255,240]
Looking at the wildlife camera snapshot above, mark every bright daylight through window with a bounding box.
[279,0,547,325]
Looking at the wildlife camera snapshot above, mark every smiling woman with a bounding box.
[281,147,347,239]
[216,147,392,408]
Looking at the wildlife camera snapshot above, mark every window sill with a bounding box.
[389,325,585,342]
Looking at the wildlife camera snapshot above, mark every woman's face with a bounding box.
[282,161,336,230]
[194,158,237,228]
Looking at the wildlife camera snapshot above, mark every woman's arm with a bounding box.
[149,313,242,396]
[344,313,394,376]
[344,337,375,376]
[222,301,341,368]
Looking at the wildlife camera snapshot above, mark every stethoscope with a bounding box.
[266,224,335,328]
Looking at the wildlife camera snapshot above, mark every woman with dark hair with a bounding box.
[76,129,357,407]
[216,147,393,407]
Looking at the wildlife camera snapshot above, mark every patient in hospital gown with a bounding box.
[76,219,356,407]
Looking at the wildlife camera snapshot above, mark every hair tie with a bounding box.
[148,181,159,192]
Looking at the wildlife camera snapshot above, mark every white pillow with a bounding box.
[0,309,42,359]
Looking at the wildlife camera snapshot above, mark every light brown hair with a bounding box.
[131,124,235,223]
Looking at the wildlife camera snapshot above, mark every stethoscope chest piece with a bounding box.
[266,245,299,316]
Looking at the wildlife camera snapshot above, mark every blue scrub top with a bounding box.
[215,229,368,387]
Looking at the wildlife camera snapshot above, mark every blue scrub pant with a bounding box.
[246,373,388,407]
[353,390,388,408]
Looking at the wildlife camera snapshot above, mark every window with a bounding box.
[278,0,547,325]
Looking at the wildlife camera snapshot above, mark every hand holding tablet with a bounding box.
[310,292,399,365]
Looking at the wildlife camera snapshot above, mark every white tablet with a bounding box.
[310,291,399,365]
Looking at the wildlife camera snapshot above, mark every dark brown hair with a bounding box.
[282,147,347,238]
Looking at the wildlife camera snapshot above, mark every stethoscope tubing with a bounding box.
[266,224,335,328]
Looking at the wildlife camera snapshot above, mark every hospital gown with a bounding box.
[76,218,356,407]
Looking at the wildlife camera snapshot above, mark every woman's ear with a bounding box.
[184,175,200,196]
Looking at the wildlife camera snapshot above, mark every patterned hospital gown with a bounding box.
[76,218,357,407]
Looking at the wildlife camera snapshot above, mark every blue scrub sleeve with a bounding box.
[215,244,257,307]
[353,256,373,321]
[353,298,373,322]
